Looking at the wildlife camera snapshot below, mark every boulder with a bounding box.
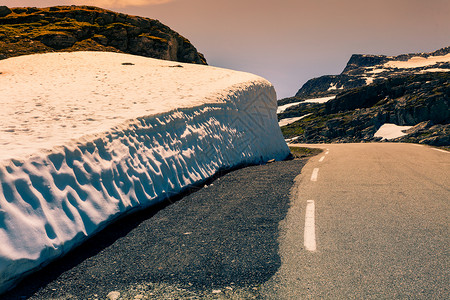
[404,121,433,135]
[0,6,12,17]
[36,33,77,49]
[342,54,389,73]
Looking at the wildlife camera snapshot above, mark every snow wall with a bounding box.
[0,53,290,293]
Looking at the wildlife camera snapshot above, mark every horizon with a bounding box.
[4,0,450,98]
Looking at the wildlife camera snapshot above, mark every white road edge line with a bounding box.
[432,148,449,153]
[311,168,319,181]
[304,200,316,252]
[319,156,325,162]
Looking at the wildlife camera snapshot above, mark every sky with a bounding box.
[4,0,450,98]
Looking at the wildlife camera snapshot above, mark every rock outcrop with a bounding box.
[279,47,450,105]
[325,73,450,124]
[278,47,450,146]
[0,5,207,64]
[0,6,12,18]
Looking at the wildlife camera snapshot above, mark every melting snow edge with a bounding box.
[0,74,289,293]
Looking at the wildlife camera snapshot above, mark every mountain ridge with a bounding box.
[279,46,450,105]
[278,47,450,146]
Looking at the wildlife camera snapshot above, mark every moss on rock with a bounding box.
[0,5,207,64]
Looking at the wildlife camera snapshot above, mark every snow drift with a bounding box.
[374,123,412,140]
[0,52,289,293]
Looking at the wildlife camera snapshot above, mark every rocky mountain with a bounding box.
[279,47,450,146]
[0,5,206,64]
[280,47,450,105]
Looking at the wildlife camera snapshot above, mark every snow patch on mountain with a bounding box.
[0,52,289,293]
[374,124,413,140]
[277,96,335,115]
[327,83,344,91]
[418,68,450,73]
[277,102,304,114]
[384,53,450,69]
[302,96,336,104]
[278,114,312,127]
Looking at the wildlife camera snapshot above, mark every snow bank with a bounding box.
[0,52,289,292]
[374,123,412,140]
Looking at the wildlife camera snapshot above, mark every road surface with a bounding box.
[262,143,449,299]
[3,143,449,299]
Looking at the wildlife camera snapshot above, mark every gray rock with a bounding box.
[405,121,433,135]
[101,24,128,50]
[0,6,12,17]
[419,135,450,146]
[92,34,108,46]
[128,36,155,53]
[36,33,77,49]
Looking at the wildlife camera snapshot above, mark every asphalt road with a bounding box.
[3,143,449,299]
[262,143,449,299]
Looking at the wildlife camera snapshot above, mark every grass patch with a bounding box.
[289,147,323,159]
[105,22,134,30]
[281,124,305,138]
[139,33,168,43]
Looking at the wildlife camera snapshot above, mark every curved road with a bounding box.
[262,143,449,299]
[4,143,449,299]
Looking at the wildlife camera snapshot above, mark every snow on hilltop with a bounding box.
[0,51,289,293]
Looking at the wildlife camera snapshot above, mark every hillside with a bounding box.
[0,5,206,64]
[279,47,450,146]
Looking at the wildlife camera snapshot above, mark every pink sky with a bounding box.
[4,0,450,98]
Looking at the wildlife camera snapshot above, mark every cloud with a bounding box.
[74,0,175,8]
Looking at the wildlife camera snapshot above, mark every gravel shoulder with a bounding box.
[4,159,306,299]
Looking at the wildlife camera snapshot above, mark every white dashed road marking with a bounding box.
[319,156,325,162]
[304,200,316,251]
[311,168,319,181]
